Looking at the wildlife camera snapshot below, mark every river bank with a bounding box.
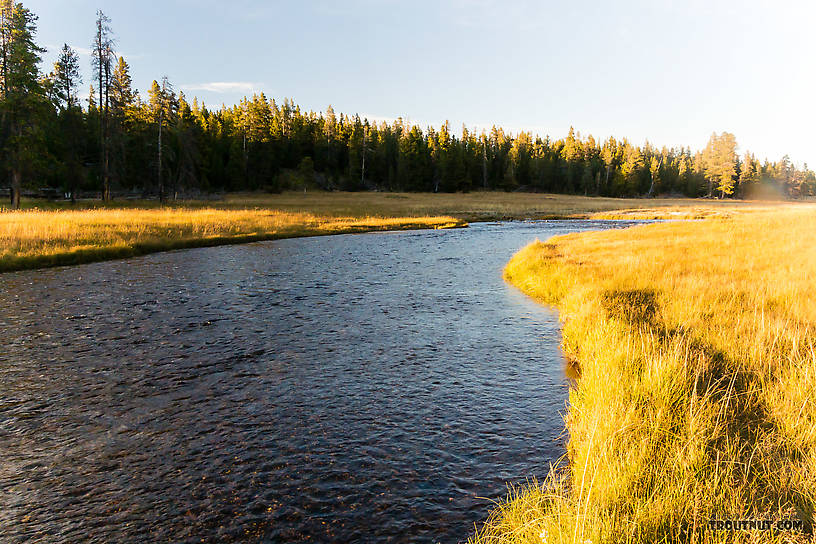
[0,191,783,272]
[0,209,465,273]
[474,206,816,543]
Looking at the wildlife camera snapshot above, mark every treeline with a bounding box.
[3,2,815,208]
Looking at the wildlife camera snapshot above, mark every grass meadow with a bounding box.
[0,191,785,272]
[474,206,816,543]
[0,207,464,273]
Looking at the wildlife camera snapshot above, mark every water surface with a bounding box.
[0,220,640,543]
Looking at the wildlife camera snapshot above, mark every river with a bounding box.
[0,220,640,543]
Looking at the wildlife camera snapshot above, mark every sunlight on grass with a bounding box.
[1,192,785,272]
[474,206,816,543]
[0,207,463,272]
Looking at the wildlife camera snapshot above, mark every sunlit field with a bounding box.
[474,205,816,543]
[0,191,788,272]
[6,191,781,219]
[0,208,464,272]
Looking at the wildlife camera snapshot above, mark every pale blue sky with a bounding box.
[30,0,816,167]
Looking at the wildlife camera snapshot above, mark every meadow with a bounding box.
[3,191,815,541]
[0,207,468,273]
[0,191,779,272]
[474,205,816,543]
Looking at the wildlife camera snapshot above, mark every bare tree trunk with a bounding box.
[103,132,110,200]
[1,4,9,98]
[10,168,20,209]
[243,130,248,187]
[361,129,366,186]
[482,140,487,189]
[102,58,111,201]
[1,4,11,187]
[158,112,164,203]
[97,40,104,201]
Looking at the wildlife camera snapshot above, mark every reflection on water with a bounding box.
[0,220,640,543]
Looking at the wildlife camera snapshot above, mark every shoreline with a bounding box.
[2,190,783,274]
[0,215,466,274]
[473,207,816,543]
[0,212,690,274]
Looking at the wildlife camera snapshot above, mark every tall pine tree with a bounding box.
[0,2,45,208]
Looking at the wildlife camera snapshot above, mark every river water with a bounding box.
[0,220,640,543]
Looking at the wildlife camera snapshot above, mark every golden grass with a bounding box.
[0,191,799,272]
[474,205,816,543]
[0,208,463,272]
[212,192,766,221]
[5,191,781,218]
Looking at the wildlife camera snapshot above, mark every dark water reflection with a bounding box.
[0,220,641,543]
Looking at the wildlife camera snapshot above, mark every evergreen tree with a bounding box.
[702,132,737,197]
[738,152,758,196]
[148,77,177,202]
[0,2,45,208]
[52,44,81,110]
[647,156,661,196]
[620,141,644,196]
[110,56,134,112]
[91,9,114,200]
[51,44,83,202]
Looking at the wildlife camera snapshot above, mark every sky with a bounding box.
[29,0,816,167]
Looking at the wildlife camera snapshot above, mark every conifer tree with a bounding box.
[702,132,737,197]
[51,44,84,202]
[52,44,81,110]
[0,2,45,208]
[148,77,176,202]
[110,56,134,113]
[738,152,758,196]
[620,141,644,196]
[91,9,114,200]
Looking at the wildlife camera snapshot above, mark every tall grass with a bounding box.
[0,208,463,272]
[474,206,816,543]
[2,191,782,272]
[3,190,778,218]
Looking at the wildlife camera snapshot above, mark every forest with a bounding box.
[2,2,815,208]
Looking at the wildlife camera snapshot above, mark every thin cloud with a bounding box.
[44,43,92,56]
[180,82,261,94]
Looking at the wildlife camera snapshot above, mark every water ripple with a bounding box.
[0,220,642,543]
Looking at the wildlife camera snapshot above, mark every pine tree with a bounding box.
[148,77,177,202]
[110,56,134,113]
[323,104,337,181]
[702,132,737,198]
[647,155,661,197]
[50,45,83,203]
[0,2,46,208]
[91,9,114,200]
[738,152,758,196]
[52,43,81,110]
[620,141,644,196]
[600,137,617,196]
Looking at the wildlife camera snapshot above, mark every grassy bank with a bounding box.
[0,208,463,273]
[5,191,778,219]
[475,206,816,543]
[0,191,793,272]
